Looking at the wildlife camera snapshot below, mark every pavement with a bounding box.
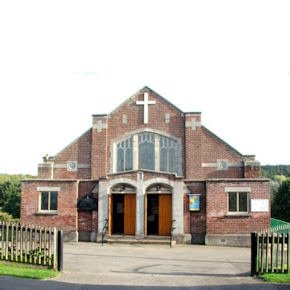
[0,242,289,289]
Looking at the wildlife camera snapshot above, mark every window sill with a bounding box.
[108,169,183,177]
[226,212,251,217]
[35,211,58,216]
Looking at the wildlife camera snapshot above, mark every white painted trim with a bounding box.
[53,164,67,169]
[202,163,217,168]
[108,178,138,190]
[202,161,243,169]
[110,127,181,144]
[112,143,117,173]
[53,163,90,169]
[225,187,251,192]
[228,162,243,168]
[77,164,91,169]
[38,163,52,168]
[155,134,160,171]
[37,187,60,192]
[143,178,174,190]
[133,135,139,170]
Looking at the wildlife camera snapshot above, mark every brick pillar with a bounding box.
[91,114,108,179]
[184,112,203,179]
[244,161,261,178]
[90,210,98,242]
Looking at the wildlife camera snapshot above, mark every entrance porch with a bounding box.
[98,176,189,243]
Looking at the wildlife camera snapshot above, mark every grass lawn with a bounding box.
[0,261,58,279]
[259,272,290,284]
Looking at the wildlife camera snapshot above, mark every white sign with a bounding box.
[251,199,269,212]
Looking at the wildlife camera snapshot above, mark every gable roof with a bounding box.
[110,86,183,115]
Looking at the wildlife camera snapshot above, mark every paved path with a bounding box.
[0,243,289,289]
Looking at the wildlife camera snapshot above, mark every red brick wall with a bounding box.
[91,115,108,179]
[53,129,92,179]
[184,114,203,179]
[78,211,98,232]
[77,181,98,233]
[21,180,78,232]
[184,182,206,235]
[201,127,244,178]
[206,180,270,234]
[244,164,261,178]
[78,211,92,232]
[38,165,52,179]
[78,180,97,198]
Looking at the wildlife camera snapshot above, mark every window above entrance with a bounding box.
[117,137,133,172]
[113,132,182,176]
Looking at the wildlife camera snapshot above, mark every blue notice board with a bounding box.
[189,194,200,211]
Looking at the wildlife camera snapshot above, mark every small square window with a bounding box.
[228,192,249,213]
[39,191,58,212]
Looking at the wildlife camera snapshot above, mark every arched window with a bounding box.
[116,137,133,172]
[138,133,155,170]
[114,132,181,175]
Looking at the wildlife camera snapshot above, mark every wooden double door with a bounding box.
[146,194,172,236]
[109,194,136,235]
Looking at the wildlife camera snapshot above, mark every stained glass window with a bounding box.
[116,137,133,172]
[159,136,177,173]
[138,133,155,170]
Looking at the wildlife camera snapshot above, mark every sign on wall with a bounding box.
[251,199,269,212]
[189,194,200,211]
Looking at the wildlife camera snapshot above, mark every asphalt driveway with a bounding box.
[52,242,287,289]
[0,243,289,289]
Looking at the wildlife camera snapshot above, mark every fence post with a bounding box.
[53,228,57,270]
[57,230,63,272]
[287,233,289,274]
[251,232,257,276]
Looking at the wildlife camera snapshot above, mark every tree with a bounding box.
[0,174,35,218]
[271,178,290,223]
[0,179,21,218]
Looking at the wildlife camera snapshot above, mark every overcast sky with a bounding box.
[0,0,289,175]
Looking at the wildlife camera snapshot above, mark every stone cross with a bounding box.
[136,92,156,124]
[185,118,201,131]
[94,120,107,133]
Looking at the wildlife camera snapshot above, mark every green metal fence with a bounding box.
[271,218,290,234]
[251,223,290,276]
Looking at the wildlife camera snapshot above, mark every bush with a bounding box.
[272,178,290,223]
[0,211,14,222]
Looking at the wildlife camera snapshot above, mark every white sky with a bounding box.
[0,0,289,175]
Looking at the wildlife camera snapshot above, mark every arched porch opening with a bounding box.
[109,183,136,236]
[145,183,172,236]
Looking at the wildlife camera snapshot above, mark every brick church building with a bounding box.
[21,87,270,246]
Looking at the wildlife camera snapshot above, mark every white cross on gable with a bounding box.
[136,92,156,124]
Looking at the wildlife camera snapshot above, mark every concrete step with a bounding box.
[106,235,172,245]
